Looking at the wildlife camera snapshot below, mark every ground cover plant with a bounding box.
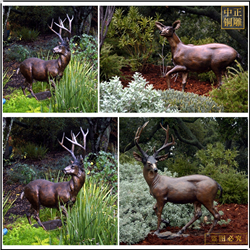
[100,72,223,113]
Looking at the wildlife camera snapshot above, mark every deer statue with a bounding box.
[21,127,88,230]
[133,121,223,236]
[155,20,241,91]
[18,14,74,100]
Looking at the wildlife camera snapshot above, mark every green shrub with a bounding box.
[209,62,248,112]
[70,34,98,69]
[18,142,48,160]
[15,27,40,42]
[61,176,117,245]
[50,56,98,113]
[164,154,199,176]
[6,163,40,184]
[100,72,178,113]
[196,142,248,204]
[119,161,229,244]
[84,151,118,193]
[100,72,223,113]
[3,192,17,218]
[4,44,33,62]
[3,89,51,113]
[100,43,128,81]
[162,89,223,112]
[108,7,159,71]
[3,221,60,245]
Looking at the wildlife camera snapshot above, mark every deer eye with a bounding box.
[71,165,75,169]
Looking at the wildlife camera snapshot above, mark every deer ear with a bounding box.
[156,153,169,162]
[133,152,143,162]
[172,20,181,30]
[58,41,61,45]
[155,21,164,31]
[71,160,74,164]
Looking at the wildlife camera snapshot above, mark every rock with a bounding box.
[32,219,62,231]
[157,231,189,240]
[27,91,52,100]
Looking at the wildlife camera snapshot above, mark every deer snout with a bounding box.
[154,168,158,173]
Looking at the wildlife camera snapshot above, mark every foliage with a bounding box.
[84,151,118,193]
[4,44,33,62]
[3,68,14,88]
[6,163,40,184]
[50,56,98,113]
[163,154,199,176]
[100,72,223,113]
[100,72,178,113]
[108,6,160,71]
[209,62,248,112]
[119,161,229,244]
[100,43,129,81]
[14,27,40,42]
[196,142,248,204]
[17,142,48,160]
[3,219,61,245]
[3,192,17,218]
[2,89,51,113]
[70,34,98,69]
[162,89,223,112]
[60,176,118,245]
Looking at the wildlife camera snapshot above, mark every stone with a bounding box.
[32,219,62,231]
[157,231,189,240]
[27,91,52,100]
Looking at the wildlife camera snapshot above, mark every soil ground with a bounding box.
[120,64,217,95]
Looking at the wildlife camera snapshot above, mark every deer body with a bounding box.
[21,127,88,230]
[133,122,222,236]
[19,14,73,100]
[155,20,241,91]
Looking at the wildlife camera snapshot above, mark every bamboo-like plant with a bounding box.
[51,56,98,113]
[60,176,117,245]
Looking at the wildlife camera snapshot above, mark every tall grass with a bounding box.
[51,55,98,113]
[60,176,118,245]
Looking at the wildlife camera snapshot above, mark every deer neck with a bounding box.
[57,50,71,71]
[166,33,182,55]
[69,171,85,197]
[143,167,160,189]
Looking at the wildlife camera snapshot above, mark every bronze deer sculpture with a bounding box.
[21,127,88,230]
[19,14,73,100]
[133,121,222,236]
[155,20,241,91]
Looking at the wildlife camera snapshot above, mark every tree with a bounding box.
[99,6,115,50]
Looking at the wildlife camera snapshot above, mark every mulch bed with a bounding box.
[120,64,217,96]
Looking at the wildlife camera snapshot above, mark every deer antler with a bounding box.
[48,14,74,42]
[134,121,149,159]
[54,14,74,35]
[153,124,175,158]
[58,127,88,160]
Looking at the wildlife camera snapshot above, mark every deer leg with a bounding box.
[166,66,173,89]
[153,200,169,224]
[203,202,220,236]
[33,210,47,231]
[177,201,202,235]
[60,205,68,217]
[153,200,166,235]
[181,72,188,92]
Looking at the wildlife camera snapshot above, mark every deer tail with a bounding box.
[20,191,25,200]
[16,68,20,75]
[217,182,223,200]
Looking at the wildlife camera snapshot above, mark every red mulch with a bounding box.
[120,64,217,96]
[120,203,248,245]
